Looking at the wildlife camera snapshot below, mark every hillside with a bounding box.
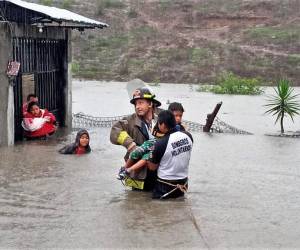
[42,0,300,85]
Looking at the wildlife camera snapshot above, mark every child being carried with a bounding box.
[118,101,186,180]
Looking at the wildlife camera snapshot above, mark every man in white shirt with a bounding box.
[148,110,193,199]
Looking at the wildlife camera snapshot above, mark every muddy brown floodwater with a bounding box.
[0,81,299,248]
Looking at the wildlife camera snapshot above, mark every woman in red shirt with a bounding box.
[22,102,57,139]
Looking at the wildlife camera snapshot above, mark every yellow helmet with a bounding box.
[130,87,161,107]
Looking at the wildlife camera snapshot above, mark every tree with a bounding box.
[265,79,300,134]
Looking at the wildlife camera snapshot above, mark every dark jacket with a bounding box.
[59,129,91,154]
[110,113,158,187]
[110,113,158,157]
[176,123,186,132]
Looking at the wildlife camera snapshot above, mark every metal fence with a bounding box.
[72,112,252,135]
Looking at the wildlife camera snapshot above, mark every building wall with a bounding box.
[13,24,66,39]
[13,24,72,129]
[0,23,72,146]
[0,22,13,146]
[65,29,72,130]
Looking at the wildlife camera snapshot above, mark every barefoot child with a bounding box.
[59,129,91,155]
[118,137,156,179]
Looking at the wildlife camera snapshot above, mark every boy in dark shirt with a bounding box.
[168,102,186,131]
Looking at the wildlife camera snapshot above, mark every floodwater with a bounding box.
[0,80,300,249]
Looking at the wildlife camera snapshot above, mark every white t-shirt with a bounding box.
[151,130,193,180]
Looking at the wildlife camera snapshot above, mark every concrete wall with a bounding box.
[0,22,13,146]
[13,24,73,129]
[65,29,72,130]
[0,23,72,146]
[13,24,72,130]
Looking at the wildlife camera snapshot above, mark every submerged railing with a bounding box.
[72,112,252,135]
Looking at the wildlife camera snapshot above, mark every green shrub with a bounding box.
[60,0,74,9]
[128,9,138,18]
[197,71,263,95]
[215,71,263,95]
[71,61,80,74]
[190,47,212,64]
[128,58,145,67]
[245,26,300,45]
[253,57,273,67]
[149,82,160,87]
[265,79,300,134]
[149,77,161,86]
[159,0,172,11]
[96,2,105,15]
[287,55,300,66]
[98,0,125,9]
[155,47,190,62]
[96,35,129,49]
[195,0,243,13]
[197,84,214,92]
[96,0,125,15]
[40,0,53,6]
[105,0,125,8]
[130,26,157,38]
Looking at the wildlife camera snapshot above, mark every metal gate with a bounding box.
[12,37,67,141]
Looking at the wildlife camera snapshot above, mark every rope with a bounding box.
[157,179,188,199]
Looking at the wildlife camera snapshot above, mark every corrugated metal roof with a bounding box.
[3,0,108,28]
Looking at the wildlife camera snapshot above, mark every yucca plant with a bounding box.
[265,79,300,134]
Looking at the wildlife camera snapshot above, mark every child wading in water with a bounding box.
[59,129,91,155]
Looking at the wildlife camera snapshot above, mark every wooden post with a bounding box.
[203,102,222,132]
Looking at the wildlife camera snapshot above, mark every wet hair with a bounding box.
[27,101,39,113]
[157,110,176,130]
[168,102,184,113]
[76,129,90,145]
[80,132,89,139]
[27,93,37,101]
[59,129,91,154]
